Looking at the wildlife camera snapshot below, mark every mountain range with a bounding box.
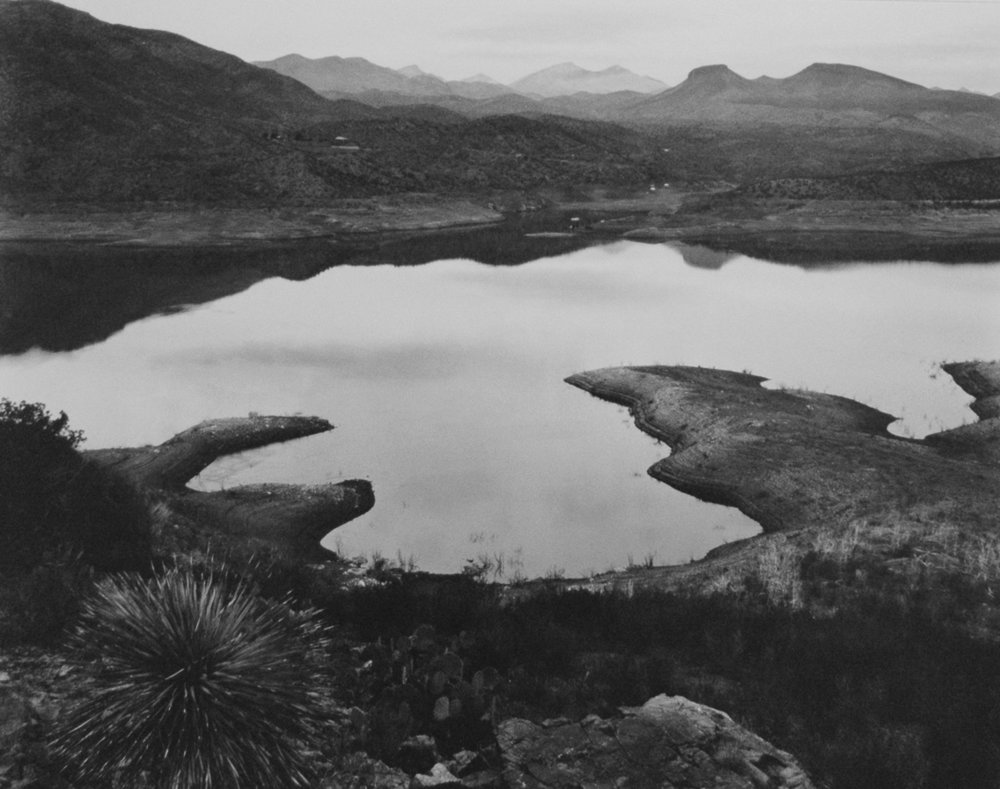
[251,54,512,101]
[252,56,668,102]
[254,53,1000,167]
[4,0,1000,208]
[627,63,1000,135]
[253,54,1000,131]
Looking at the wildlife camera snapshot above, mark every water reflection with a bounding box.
[0,218,594,355]
[5,221,999,355]
[1,239,999,577]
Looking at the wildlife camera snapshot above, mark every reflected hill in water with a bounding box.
[4,218,1000,355]
[671,243,738,270]
[0,219,594,355]
[0,241,345,356]
[674,229,1000,266]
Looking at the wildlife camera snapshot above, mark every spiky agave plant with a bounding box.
[52,567,328,788]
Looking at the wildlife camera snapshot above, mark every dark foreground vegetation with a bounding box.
[332,563,1000,789]
[3,400,1000,788]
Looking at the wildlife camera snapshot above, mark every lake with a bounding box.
[2,231,999,578]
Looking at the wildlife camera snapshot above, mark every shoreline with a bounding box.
[0,195,508,246]
[523,360,1000,598]
[5,191,1000,263]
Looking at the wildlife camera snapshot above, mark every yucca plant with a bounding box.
[52,567,328,788]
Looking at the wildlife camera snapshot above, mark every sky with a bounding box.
[58,0,1000,93]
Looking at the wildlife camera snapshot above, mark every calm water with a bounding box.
[2,237,999,577]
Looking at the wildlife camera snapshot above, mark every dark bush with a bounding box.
[52,566,329,788]
[0,553,95,646]
[0,398,151,571]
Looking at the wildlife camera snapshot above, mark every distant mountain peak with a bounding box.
[256,53,451,95]
[512,62,667,97]
[460,73,503,85]
[686,64,746,81]
[788,62,922,90]
[529,62,586,77]
[800,62,858,74]
[627,59,1000,129]
[398,64,428,78]
[675,65,753,95]
[270,53,308,64]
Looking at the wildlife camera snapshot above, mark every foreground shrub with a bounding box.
[0,398,151,571]
[0,552,95,646]
[52,567,329,788]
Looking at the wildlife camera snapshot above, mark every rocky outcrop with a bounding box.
[498,694,813,788]
[86,415,374,562]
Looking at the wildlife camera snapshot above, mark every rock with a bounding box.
[446,750,477,775]
[497,694,814,789]
[321,752,411,788]
[0,687,32,752]
[411,763,462,787]
[396,734,440,775]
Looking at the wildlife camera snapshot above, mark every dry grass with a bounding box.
[752,536,804,608]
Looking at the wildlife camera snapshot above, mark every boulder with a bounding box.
[498,694,813,788]
[412,762,462,787]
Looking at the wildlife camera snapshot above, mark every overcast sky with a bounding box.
[59,0,1000,93]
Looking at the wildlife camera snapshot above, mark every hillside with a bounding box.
[6,1,1000,209]
[625,63,1000,158]
[285,58,1000,182]
[0,0,670,207]
[601,63,1000,181]
[739,155,1000,201]
[0,0,385,204]
[301,114,671,193]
